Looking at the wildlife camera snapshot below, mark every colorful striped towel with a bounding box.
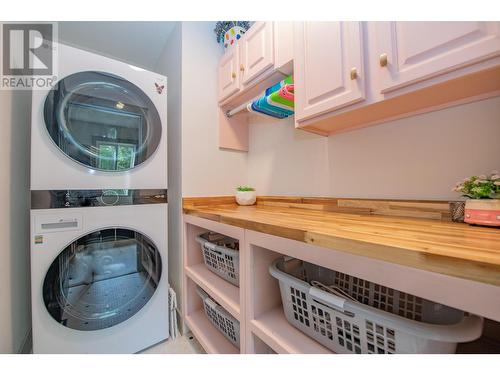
[251,75,294,119]
[251,96,294,119]
[267,84,294,110]
[265,75,293,96]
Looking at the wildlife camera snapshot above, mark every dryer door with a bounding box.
[43,228,162,331]
[43,71,162,172]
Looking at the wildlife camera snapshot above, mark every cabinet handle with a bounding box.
[379,53,388,67]
[240,64,245,72]
[231,72,236,79]
[350,67,358,80]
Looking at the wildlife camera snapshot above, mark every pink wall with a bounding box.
[248,97,500,200]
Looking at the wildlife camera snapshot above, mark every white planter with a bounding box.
[235,191,256,206]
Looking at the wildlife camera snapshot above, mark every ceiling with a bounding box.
[57,21,177,72]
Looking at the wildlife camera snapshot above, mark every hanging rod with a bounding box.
[225,101,253,118]
[226,71,289,118]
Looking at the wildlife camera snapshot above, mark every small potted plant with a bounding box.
[452,170,500,227]
[235,186,256,206]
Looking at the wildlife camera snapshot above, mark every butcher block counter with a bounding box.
[183,196,500,287]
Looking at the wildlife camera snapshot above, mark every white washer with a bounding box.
[31,42,167,190]
[30,203,168,353]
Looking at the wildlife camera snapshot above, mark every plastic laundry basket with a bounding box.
[195,232,239,286]
[269,257,483,354]
[196,286,240,348]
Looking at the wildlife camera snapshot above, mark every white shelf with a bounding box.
[185,309,240,354]
[251,307,333,354]
[185,263,240,320]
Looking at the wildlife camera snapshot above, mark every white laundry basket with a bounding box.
[196,286,240,348]
[195,232,239,286]
[269,257,483,354]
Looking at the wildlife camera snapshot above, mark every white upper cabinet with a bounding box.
[294,22,365,122]
[375,22,500,93]
[218,44,240,101]
[240,22,274,86]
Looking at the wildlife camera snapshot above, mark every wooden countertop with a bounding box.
[183,199,500,286]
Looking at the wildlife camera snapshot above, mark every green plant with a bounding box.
[453,170,500,199]
[236,186,255,192]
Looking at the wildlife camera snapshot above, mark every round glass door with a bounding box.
[43,228,162,331]
[44,71,162,171]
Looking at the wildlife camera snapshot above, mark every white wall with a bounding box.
[0,90,31,354]
[58,22,176,73]
[248,115,330,196]
[155,22,183,313]
[160,22,250,316]
[248,97,500,200]
[181,22,248,197]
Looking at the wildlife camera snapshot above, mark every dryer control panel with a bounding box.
[31,189,167,209]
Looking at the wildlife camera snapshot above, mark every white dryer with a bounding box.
[30,197,168,353]
[31,42,167,190]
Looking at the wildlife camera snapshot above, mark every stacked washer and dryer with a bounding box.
[30,43,169,353]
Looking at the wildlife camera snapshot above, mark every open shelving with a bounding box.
[244,243,333,354]
[185,263,240,319]
[183,216,246,353]
[183,207,500,354]
[250,307,332,354]
[184,276,240,354]
[183,214,336,354]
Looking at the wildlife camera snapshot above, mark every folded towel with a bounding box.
[268,84,294,110]
[280,84,294,102]
[251,96,293,119]
[265,75,293,96]
[251,75,294,119]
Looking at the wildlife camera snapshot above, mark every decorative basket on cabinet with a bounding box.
[214,21,251,50]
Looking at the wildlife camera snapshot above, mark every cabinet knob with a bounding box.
[231,72,236,79]
[240,64,245,72]
[350,67,358,80]
[379,53,388,67]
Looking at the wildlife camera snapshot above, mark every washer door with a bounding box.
[43,71,162,172]
[43,228,162,331]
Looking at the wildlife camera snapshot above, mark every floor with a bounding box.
[140,334,205,354]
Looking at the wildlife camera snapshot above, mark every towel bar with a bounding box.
[225,101,253,118]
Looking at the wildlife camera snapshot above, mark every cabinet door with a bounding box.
[240,22,274,85]
[218,45,240,101]
[274,21,294,74]
[375,22,500,93]
[294,22,365,123]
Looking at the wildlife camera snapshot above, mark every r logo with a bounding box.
[2,23,54,76]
